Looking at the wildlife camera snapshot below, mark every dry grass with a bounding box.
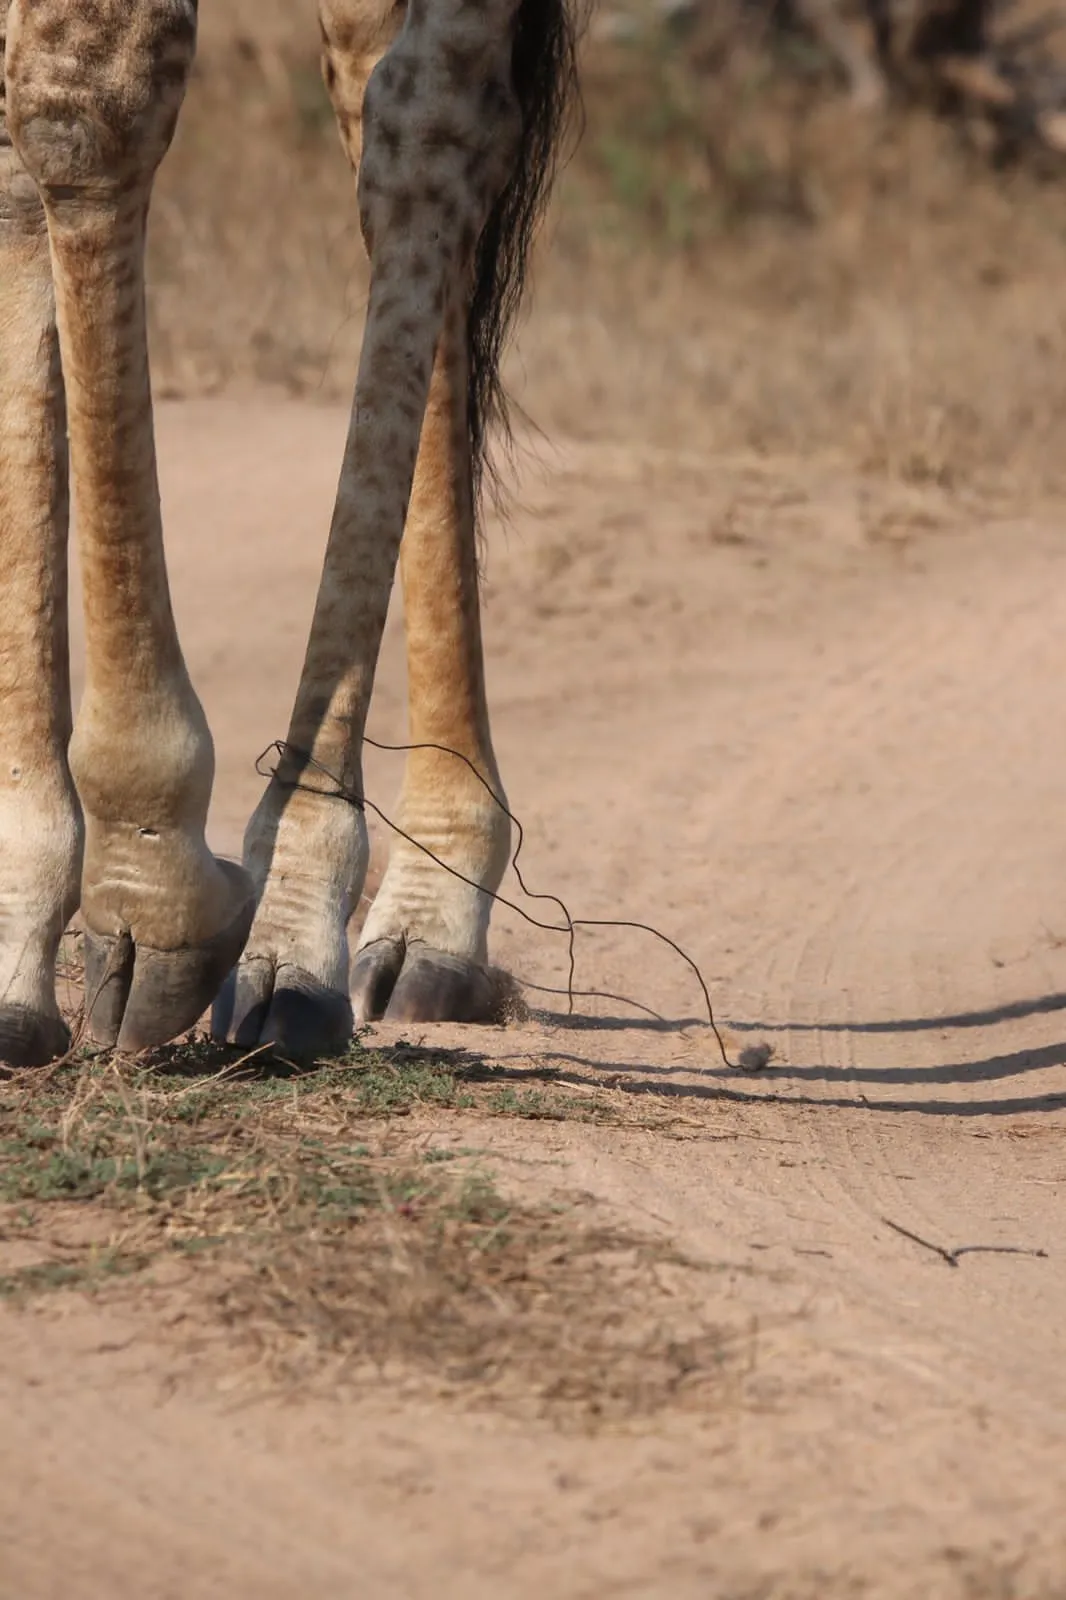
[0,1042,733,1421]
[144,1,1066,501]
[533,23,1066,492]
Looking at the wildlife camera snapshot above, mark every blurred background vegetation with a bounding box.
[149,0,1066,492]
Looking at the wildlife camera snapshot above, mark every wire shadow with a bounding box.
[725,990,1066,1038]
[538,1035,1066,1119]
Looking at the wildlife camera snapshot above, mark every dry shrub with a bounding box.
[145,1,1066,497]
[536,16,1066,490]
[149,0,364,394]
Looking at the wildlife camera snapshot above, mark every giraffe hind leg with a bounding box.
[349,0,584,1026]
[321,0,517,1028]
[347,302,514,1027]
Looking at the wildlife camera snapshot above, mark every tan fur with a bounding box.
[0,0,527,1056]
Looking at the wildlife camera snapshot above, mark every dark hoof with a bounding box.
[83,886,255,1053]
[351,940,502,1025]
[0,1005,70,1069]
[348,938,404,1023]
[212,958,353,1061]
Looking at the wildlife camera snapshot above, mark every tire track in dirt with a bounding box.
[478,483,1066,1582]
[740,533,1066,1451]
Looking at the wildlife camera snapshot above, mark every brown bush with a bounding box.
[147,1,1066,495]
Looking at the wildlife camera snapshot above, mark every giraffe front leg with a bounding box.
[6,2,254,1053]
[0,31,81,1066]
[214,0,522,1057]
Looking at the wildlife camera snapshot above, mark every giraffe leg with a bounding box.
[0,13,81,1066]
[348,312,511,1026]
[214,0,523,1056]
[5,2,254,1053]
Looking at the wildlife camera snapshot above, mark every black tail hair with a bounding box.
[466,0,587,523]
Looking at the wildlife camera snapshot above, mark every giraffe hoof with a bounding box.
[351,940,503,1025]
[83,887,255,1054]
[0,1006,71,1070]
[212,959,353,1061]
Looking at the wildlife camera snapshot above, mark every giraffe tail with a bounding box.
[466,0,589,529]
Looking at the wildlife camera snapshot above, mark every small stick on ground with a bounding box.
[881,1216,1049,1268]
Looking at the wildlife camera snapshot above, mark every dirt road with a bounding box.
[3,399,1066,1598]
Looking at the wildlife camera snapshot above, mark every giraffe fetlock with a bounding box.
[71,708,255,1051]
[351,787,512,1024]
[212,779,369,1059]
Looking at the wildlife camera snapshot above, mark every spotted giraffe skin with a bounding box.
[0,0,576,1063]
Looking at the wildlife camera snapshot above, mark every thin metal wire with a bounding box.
[257,737,742,1070]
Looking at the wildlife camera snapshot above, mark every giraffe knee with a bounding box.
[5,0,196,197]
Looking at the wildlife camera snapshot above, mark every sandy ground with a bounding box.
[3,398,1066,1597]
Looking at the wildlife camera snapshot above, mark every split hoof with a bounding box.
[212,958,353,1062]
[83,865,255,1052]
[351,940,502,1025]
[0,1005,70,1069]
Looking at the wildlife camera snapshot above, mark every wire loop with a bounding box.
[257,736,745,1071]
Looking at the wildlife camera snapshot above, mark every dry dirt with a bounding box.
[2,398,1066,1596]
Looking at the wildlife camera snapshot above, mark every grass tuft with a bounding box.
[0,1047,730,1421]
